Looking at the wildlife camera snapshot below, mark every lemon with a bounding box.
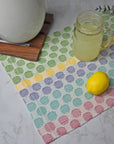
[86,71,110,95]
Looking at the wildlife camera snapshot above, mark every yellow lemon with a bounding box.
[86,71,110,95]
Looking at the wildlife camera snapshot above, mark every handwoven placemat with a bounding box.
[0,7,114,144]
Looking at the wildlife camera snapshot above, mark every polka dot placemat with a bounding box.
[0,9,114,144]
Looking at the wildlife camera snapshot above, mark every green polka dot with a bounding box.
[14,67,24,75]
[64,26,71,32]
[76,78,84,86]
[52,38,59,44]
[43,43,49,49]
[61,40,69,46]
[110,78,114,86]
[0,55,7,61]
[62,94,71,103]
[51,46,58,51]
[45,36,51,42]
[13,76,21,84]
[103,15,109,20]
[36,65,45,73]
[62,33,70,39]
[26,63,35,69]
[47,111,57,121]
[34,118,44,128]
[5,65,14,72]
[75,88,83,96]
[109,61,114,68]
[69,50,74,57]
[27,102,36,112]
[38,58,46,64]
[64,84,73,92]
[40,50,48,57]
[104,22,109,27]
[111,24,114,29]
[73,98,82,107]
[60,104,70,114]
[112,30,114,37]
[48,60,56,67]
[17,60,25,66]
[108,69,114,77]
[24,71,33,78]
[8,57,16,63]
[84,92,94,100]
[86,72,94,79]
[40,96,49,105]
[49,53,57,58]
[59,55,67,62]
[53,31,61,37]
[52,90,61,98]
[111,17,114,22]
[37,107,47,116]
[50,100,59,110]
[98,66,107,72]
[103,35,108,41]
[60,48,68,53]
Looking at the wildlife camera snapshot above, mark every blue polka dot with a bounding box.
[29,92,39,100]
[20,89,29,97]
[67,66,75,73]
[54,80,63,89]
[37,107,47,116]
[73,98,82,107]
[77,61,86,68]
[110,45,114,51]
[32,83,41,91]
[65,75,74,82]
[62,94,72,103]
[34,118,44,128]
[47,111,57,121]
[87,63,97,71]
[60,104,70,114]
[50,100,59,110]
[75,88,83,96]
[109,52,114,59]
[52,90,61,98]
[56,72,65,79]
[100,50,108,56]
[42,87,52,94]
[64,84,73,92]
[99,58,108,65]
[44,77,53,85]
[40,96,49,105]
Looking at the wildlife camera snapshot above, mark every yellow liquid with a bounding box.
[73,23,103,61]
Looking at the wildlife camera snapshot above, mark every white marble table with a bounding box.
[0,0,114,144]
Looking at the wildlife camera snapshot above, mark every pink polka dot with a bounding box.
[84,101,93,110]
[58,115,69,125]
[95,96,104,103]
[42,134,54,144]
[56,127,67,136]
[106,98,114,107]
[106,88,114,96]
[45,122,55,132]
[70,119,80,129]
[71,108,81,118]
[95,105,104,114]
[83,112,93,121]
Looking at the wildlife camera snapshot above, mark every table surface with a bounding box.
[0,0,114,144]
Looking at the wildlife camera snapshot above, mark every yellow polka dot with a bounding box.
[57,63,66,70]
[46,68,55,76]
[67,57,77,65]
[34,74,43,82]
[22,79,32,87]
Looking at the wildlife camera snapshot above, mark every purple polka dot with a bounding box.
[87,64,97,71]
[66,75,74,82]
[32,83,41,91]
[99,57,108,65]
[109,52,114,59]
[77,61,86,68]
[77,69,85,77]
[110,45,114,51]
[42,87,52,94]
[20,89,29,97]
[54,80,63,89]
[44,77,53,85]
[56,72,65,79]
[67,66,75,73]
[100,50,108,56]
[29,92,39,100]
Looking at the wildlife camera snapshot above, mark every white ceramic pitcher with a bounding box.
[0,0,45,43]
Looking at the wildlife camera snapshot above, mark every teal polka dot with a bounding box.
[86,72,94,79]
[110,78,114,86]
[64,84,73,92]
[53,31,61,37]
[17,60,25,66]
[15,67,24,75]
[12,76,21,84]
[108,69,114,77]
[52,38,59,44]
[45,36,51,42]
[26,63,35,69]
[98,66,107,72]
[60,104,70,114]
[60,48,68,53]
[62,94,71,103]
[38,58,46,64]
[75,88,83,96]
[48,60,56,67]
[37,107,47,116]
[24,71,33,78]
[62,33,70,39]
[47,111,57,121]
[84,92,94,100]
[5,65,14,72]
[40,50,48,57]
[49,53,57,58]
[8,57,16,63]
[43,43,49,49]
[73,98,82,107]
[61,40,69,46]
[51,46,58,51]
[27,102,36,112]
[0,55,7,61]
[50,100,59,110]
[36,65,45,73]
[52,90,61,98]
[40,96,49,105]
[109,61,114,68]
[76,78,84,86]
[64,26,71,32]
[59,55,67,62]
[34,118,44,128]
